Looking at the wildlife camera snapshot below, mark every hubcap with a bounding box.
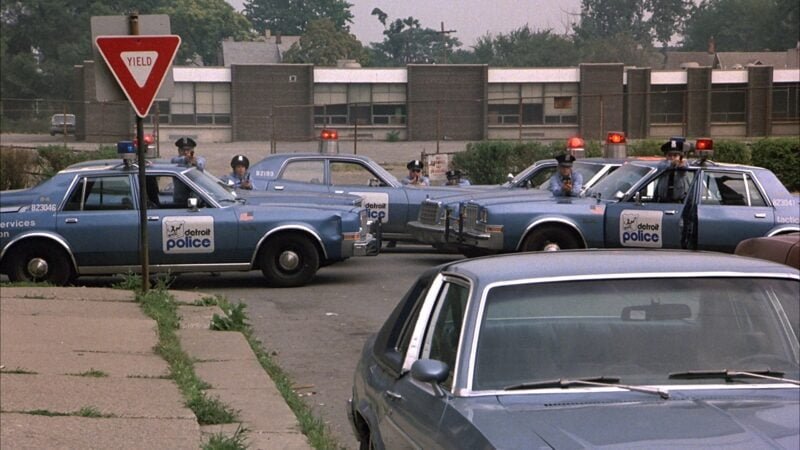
[27,257,49,278]
[278,250,300,271]
[543,243,561,252]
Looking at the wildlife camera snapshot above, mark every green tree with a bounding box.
[157,0,253,65]
[579,33,663,66]
[369,16,461,66]
[473,26,579,67]
[682,0,799,51]
[573,0,692,48]
[244,0,354,35]
[282,19,368,66]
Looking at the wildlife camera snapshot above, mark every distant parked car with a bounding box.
[736,232,800,268]
[349,250,800,449]
[49,114,76,136]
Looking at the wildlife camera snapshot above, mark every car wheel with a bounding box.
[360,429,379,450]
[7,241,73,285]
[259,233,320,287]
[460,247,491,258]
[521,225,581,252]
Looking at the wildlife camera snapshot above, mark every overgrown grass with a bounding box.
[76,406,114,418]
[211,299,342,450]
[134,285,238,426]
[1,367,38,374]
[202,425,249,450]
[21,406,114,418]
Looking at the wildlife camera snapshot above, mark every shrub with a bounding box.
[712,140,751,164]
[453,141,556,184]
[37,145,117,178]
[751,137,800,192]
[0,147,41,190]
[385,130,401,142]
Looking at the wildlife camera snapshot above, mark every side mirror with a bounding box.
[188,197,199,211]
[411,359,449,397]
[634,190,642,205]
[507,173,514,182]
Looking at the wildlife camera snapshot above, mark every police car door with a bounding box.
[692,169,775,252]
[56,174,140,267]
[328,160,406,234]
[143,174,239,266]
[604,169,696,249]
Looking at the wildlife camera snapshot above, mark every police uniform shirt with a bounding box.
[549,171,583,197]
[401,175,431,186]
[222,171,252,190]
[655,160,690,202]
[171,154,207,172]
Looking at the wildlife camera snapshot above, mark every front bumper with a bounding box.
[353,233,380,256]
[458,227,505,251]
[407,220,448,245]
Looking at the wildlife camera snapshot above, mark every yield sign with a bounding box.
[95,35,181,117]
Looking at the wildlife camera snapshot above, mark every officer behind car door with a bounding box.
[171,137,207,172]
[549,153,583,197]
[445,169,471,186]
[655,138,690,203]
[222,154,253,190]
[402,160,430,186]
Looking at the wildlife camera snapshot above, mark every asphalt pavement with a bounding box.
[0,286,310,449]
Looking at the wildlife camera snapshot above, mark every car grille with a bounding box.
[359,210,368,239]
[419,200,441,225]
[462,203,480,233]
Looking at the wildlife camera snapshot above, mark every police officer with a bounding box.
[549,153,583,197]
[402,159,430,186]
[445,169,471,186]
[655,138,690,203]
[171,137,207,171]
[222,154,253,190]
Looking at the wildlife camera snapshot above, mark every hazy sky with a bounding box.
[226,0,583,48]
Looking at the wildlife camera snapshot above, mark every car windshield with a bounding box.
[183,168,238,204]
[472,277,799,391]
[51,114,75,125]
[586,163,653,200]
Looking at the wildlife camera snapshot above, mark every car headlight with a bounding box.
[479,208,489,223]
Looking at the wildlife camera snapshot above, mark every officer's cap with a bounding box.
[446,169,462,179]
[661,137,686,155]
[230,154,250,169]
[556,153,576,167]
[407,159,423,170]
[175,137,197,150]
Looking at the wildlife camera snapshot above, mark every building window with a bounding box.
[711,83,746,123]
[544,83,577,124]
[163,82,230,126]
[488,83,577,125]
[772,83,799,121]
[650,85,684,124]
[144,100,171,125]
[314,83,406,126]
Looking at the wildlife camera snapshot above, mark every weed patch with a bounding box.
[203,425,249,450]
[1,368,37,374]
[68,369,108,378]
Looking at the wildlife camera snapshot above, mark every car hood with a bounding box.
[458,390,799,449]
[428,187,553,206]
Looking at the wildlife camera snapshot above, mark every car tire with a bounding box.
[521,225,581,252]
[7,241,73,285]
[259,233,320,287]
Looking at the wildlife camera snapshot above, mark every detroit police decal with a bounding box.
[620,210,663,248]
[350,192,389,223]
[163,216,215,253]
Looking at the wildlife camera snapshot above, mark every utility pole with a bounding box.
[437,22,456,64]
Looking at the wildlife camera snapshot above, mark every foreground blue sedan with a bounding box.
[0,159,376,286]
[349,250,799,449]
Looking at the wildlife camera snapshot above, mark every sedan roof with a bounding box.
[442,249,799,286]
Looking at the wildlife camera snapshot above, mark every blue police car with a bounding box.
[0,153,377,287]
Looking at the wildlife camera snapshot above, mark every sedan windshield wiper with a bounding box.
[669,369,800,385]
[504,376,669,399]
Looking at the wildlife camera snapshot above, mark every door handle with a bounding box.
[334,190,344,194]
[384,390,403,401]
[148,216,160,221]
[664,210,677,215]
[754,213,766,219]
[64,218,78,224]
[273,185,284,191]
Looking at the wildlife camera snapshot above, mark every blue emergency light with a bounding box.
[117,140,136,163]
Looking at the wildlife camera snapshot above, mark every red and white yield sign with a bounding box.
[95,35,181,117]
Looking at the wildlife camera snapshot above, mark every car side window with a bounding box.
[421,282,469,389]
[330,161,383,186]
[526,166,556,189]
[633,170,695,203]
[280,160,325,184]
[148,175,207,209]
[700,172,766,207]
[64,176,133,211]
[396,282,431,357]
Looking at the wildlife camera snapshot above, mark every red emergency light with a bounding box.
[606,131,626,144]
[695,138,713,151]
[566,136,585,149]
[320,129,338,140]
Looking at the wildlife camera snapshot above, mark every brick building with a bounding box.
[71,62,800,144]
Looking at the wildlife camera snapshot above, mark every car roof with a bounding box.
[61,159,187,174]
[441,249,799,285]
[262,152,374,162]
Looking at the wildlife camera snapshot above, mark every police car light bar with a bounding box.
[320,129,338,140]
[695,138,713,151]
[567,136,585,149]
[117,140,136,161]
[606,131,626,144]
